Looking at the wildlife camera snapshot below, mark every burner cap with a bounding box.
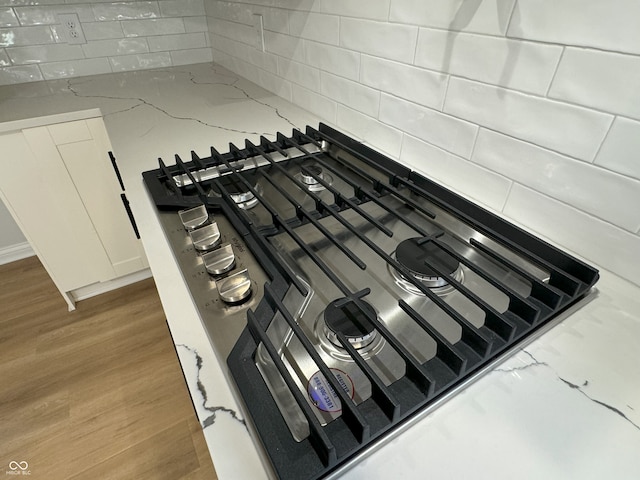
[323,299,377,349]
[294,162,332,191]
[395,237,459,287]
[215,173,259,209]
[301,164,323,185]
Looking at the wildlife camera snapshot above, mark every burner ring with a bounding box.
[390,237,464,295]
[322,298,378,350]
[230,189,259,209]
[294,163,333,192]
[301,165,323,185]
[389,264,463,296]
[209,182,262,209]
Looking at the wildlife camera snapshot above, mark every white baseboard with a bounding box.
[71,268,153,302]
[0,242,35,265]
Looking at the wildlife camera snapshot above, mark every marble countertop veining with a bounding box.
[1,63,639,480]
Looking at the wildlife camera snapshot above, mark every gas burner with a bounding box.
[321,298,378,350]
[390,237,463,295]
[208,173,261,209]
[232,190,259,209]
[294,162,333,191]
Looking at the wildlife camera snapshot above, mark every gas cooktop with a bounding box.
[143,124,599,480]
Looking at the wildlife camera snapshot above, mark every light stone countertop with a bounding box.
[1,63,638,480]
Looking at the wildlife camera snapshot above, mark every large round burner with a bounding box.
[323,299,378,350]
[395,237,461,289]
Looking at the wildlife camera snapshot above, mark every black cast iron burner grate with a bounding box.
[143,124,599,480]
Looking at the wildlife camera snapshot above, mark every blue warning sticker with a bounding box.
[307,369,355,413]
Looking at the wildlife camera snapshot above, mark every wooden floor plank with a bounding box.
[0,256,217,479]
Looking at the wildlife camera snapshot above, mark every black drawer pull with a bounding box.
[109,151,126,191]
[120,193,140,239]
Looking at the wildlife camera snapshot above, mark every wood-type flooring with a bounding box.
[0,256,217,479]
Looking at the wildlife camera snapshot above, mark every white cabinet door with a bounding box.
[0,129,116,299]
[49,118,147,277]
[0,115,148,310]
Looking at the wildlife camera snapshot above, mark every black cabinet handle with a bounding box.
[120,193,140,239]
[109,151,126,191]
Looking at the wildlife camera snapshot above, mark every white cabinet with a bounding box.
[0,113,147,310]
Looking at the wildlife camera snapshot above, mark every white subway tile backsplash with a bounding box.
[549,48,640,120]
[0,8,19,27]
[0,26,55,47]
[242,0,315,13]
[211,48,234,73]
[122,18,185,37]
[0,2,213,84]
[184,16,208,33]
[336,105,403,158]
[289,11,338,45]
[320,71,379,117]
[256,7,289,34]
[0,64,42,85]
[203,0,640,285]
[400,134,512,212]
[444,78,613,161]
[380,93,478,158]
[595,117,640,181]
[209,18,255,46]
[49,24,65,43]
[109,51,171,71]
[0,0,60,4]
[14,5,95,25]
[390,0,515,35]
[170,47,213,66]
[503,185,640,286]
[340,18,418,64]
[414,29,562,95]
[207,1,253,26]
[39,57,111,79]
[277,58,320,91]
[318,0,390,21]
[304,41,359,80]
[81,21,124,41]
[508,0,640,55]
[211,33,246,59]
[0,49,10,66]
[291,83,337,122]
[207,1,240,23]
[257,68,292,101]
[264,30,305,62]
[93,2,159,21]
[214,51,259,84]
[82,38,148,57]
[246,47,278,74]
[360,54,447,110]
[148,33,206,52]
[160,0,205,17]
[473,129,640,232]
[7,43,84,64]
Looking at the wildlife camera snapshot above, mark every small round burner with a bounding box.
[323,298,378,350]
[395,237,461,289]
[301,165,323,185]
[210,173,260,209]
[230,189,257,209]
[294,162,332,191]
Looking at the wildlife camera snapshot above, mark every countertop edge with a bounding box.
[0,108,103,133]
